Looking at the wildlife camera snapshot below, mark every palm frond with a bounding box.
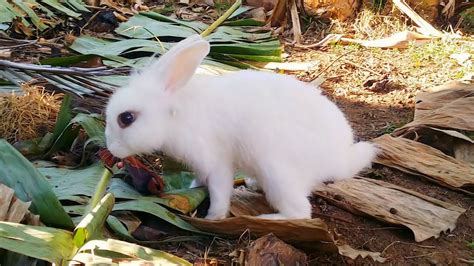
[0,59,126,97]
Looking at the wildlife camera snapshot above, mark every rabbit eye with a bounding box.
[118,111,136,128]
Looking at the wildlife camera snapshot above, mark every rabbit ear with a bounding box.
[159,38,210,92]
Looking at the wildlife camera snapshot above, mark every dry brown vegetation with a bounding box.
[0,84,61,143]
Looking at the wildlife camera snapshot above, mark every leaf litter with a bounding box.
[0,0,473,264]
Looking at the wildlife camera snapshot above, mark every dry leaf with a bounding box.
[183,215,335,245]
[372,134,474,194]
[229,187,275,217]
[245,233,308,266]
[184,196,386,262]
[315,177,466,242]
[393,81,474,163]
[113,211,142,234]
[393,126,474,164]
[397,81,474,130]
[0,184,41,225]
[339,31,435,49]
[337,243,387,263]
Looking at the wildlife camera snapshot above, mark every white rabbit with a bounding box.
[105,34,378,220]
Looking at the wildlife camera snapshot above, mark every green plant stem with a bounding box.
[200,0,242,37]
[86,166,112,213]
[73,193,115,247]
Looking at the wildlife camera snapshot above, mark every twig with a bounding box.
[287,34,343,49]
[405,252,438,259]
[312,49,358,80]
[312,213,354,224]
[458,258,474,264]
[382,241,436,254]
[337,226,403,231]
[200,0,242,37]
[343,60,383,77]
[80,10,102,34]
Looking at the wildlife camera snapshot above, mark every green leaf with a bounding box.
[222,19,266,26]
[228,6,253,19]
[46,112,105,156]
[41,0,82,18]
[113,200,206,234]
[12,0,48,30]
[106,215,136,241]
[0,0,30,27]
[65,0,90,12]
[115,14,199,39]
[13,133,54,157]
[140,11,207,32]
[0,222,75,265]
[39,54,95,66]
[0,140,74,229]
[70,35,171,58]
[162,171,195,191]
[52,93,73,141]
[74,238,192,265]
[161,187,208,214]
[39,163,106,201]
[39,163,200,212]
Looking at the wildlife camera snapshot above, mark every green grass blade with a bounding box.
[0,140,74,229]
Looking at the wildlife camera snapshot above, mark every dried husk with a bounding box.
[315,178,466,242]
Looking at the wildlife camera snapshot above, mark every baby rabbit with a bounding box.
[105,34,377,220]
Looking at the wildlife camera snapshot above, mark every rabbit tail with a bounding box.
[335,141,378,180]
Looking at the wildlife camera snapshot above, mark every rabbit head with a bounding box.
[105,34,210,158]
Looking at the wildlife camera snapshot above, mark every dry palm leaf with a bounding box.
[0,59,124,98]
[394,126,474,164]
[184,191,387,262]
[372,134,474,194]
[396,80,474,130]
[297,31,436,49]
[229,186,275,217]
[393,80,474,163]
[314,177,466,242]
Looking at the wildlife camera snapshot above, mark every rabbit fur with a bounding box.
[105,34,378,220]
